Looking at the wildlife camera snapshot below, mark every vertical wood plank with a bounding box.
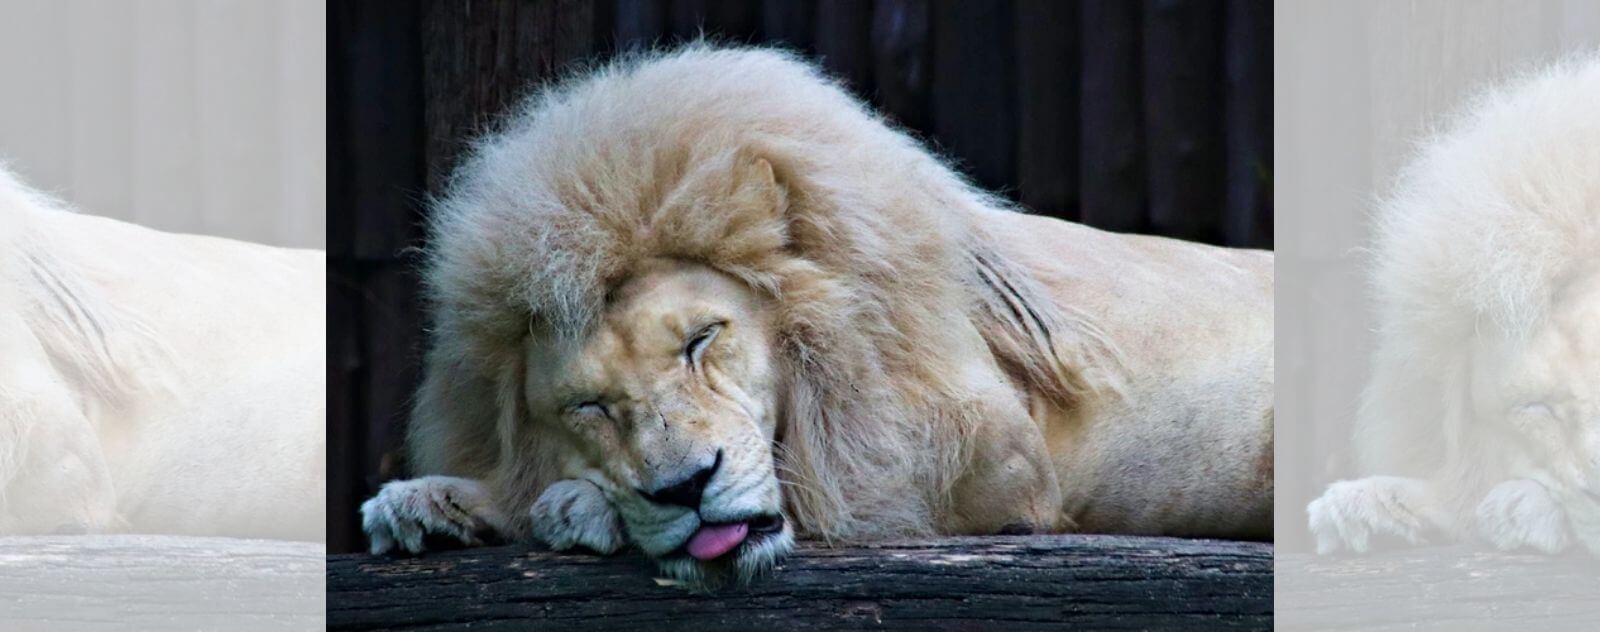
[704,0,764,43]
[1142,0,1224,244]
[613,0,669,51]
[1014,0,1079,220]
[421,0,596,191]
[360,266,427,505]
[1079,0,1145,232]
[1223,0,1271,248]
[328,0,428,553]
[871,0,932,134]
[338,0,425,261]
[67,0,135,226]
[0,1,73,191]
[815,0,875,96]
[276,0,329,248]
[671,0,709,40]
[328,1,354,260]
[326,275,366,553]
[931,0,1017,195]
[192,0,283,244]
[130,0,199,235]
[763,0,818,53]
[671,0,764,43]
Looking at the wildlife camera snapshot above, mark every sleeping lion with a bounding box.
[363,46,1274,585]
[1308,54,1600,557]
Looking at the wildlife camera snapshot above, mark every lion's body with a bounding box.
[1308,54,1600,556]
[0,168,325,540]
[985,210,1273,537]
[368,46,1272,581]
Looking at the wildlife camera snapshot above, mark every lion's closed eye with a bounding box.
[685,322,724,364]
[569,401,611,419]
[1508,401,1564,430]
[1517,402,1556,416]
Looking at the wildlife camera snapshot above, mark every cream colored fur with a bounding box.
[365,46,1273,584]
[1308,53,1600,556]
[0,167,325,541]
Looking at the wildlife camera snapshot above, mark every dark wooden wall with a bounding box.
[327,0,1273,553]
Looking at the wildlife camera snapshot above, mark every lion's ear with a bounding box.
[729,155,787,220]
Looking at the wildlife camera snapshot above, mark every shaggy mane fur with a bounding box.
[1357,52,1600,510]
[414,45,1122,540]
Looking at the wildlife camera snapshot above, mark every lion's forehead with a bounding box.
[532,261,775,419]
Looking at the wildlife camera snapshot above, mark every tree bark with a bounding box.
[327,534,1272,630]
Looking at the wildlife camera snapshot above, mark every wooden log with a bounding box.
[0,536,325,630]
[326,534,1272,630]
[1277,547,1600,630]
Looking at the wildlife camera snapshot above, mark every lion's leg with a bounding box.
[1306,475,1453,554]
[361,475,510,554]
[1475,478,1573,554]
[945,393,1066,535]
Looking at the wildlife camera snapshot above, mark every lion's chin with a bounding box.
[653,525,796,591]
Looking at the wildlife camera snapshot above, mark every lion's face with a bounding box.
[1476,269,1600,539]
[524,259,794,582]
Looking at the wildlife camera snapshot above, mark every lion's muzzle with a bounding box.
[638,449,722,509]
[635,448,787,562]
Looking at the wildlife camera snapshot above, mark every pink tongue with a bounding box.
[686,522,749,561]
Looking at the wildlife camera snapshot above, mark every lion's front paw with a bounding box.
[530,479,624,554]
[1476,479,1572,554]
[361,476,508,555]
[1308,476,1441,554]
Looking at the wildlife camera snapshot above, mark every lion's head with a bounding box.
[1472,267,1600,552]
[524,257,795,579]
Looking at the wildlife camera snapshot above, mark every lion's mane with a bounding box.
[1357,52,1600,510]
[412,45,1121,540]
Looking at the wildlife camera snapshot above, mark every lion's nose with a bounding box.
[640,449,723,509]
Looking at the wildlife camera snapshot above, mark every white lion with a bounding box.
[1308,53,1600,557]
[363,46,1273,587]
[0,167,325,541]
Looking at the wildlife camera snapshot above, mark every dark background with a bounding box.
[328,0,1272,553]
